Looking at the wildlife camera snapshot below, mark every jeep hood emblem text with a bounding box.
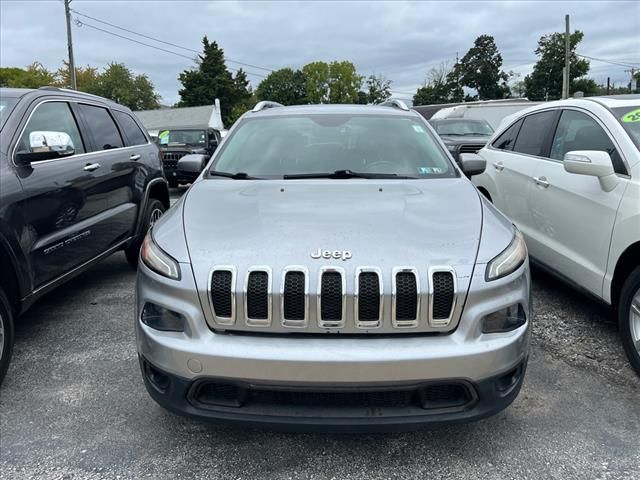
[311,248,352,261]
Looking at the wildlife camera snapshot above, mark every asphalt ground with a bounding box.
[1,188,639,480]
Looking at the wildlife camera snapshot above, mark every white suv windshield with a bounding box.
[211,114,456,179]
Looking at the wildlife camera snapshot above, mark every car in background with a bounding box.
[156,127,221,187]
[472,95,640,375]
[429,118,494,166]
[429,101,540,130]
[0,87,170,384]
[136,100,531,430]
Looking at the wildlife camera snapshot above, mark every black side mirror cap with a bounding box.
[177,154,209,174]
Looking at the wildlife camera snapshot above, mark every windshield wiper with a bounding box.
[283,169,417,180]
[209,171,263,180]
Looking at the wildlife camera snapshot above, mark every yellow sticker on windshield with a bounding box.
[621,109,640,123]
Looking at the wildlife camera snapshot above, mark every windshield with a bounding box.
[0,97,19,130]
[612,106,640,151]
[158,129,206,146]
[211,114,456,179]
[432,120,494,136]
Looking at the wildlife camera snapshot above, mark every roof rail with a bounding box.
[38,86,114,102]
[378,98,410,111]
[252,100,284,113]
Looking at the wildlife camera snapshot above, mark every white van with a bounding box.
[430,101,541,130]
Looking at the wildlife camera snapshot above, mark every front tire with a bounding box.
[618,265,640,376]
[125,199,166,269]
[0,287,15,386]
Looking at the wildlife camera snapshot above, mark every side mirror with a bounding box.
[459,153,486,177]
[177,154,208,174]
[15,131,75,165]
[563,150,618,192]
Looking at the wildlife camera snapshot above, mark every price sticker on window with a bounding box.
[621,109,640,123]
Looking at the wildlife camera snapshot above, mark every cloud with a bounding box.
[1,0,638,105]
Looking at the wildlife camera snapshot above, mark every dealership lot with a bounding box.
[1,194,638,480]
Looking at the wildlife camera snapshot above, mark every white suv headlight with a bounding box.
[486,228,527,281]
[141,230,181,280]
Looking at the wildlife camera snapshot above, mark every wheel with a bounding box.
[0,287,15,386]
[618,265,640,376]
[125,199,166,269]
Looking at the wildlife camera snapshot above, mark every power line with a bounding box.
[576,54,639,69]
[70,8,275,73]
[74,18,267,79]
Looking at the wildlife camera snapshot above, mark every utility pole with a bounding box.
[64,0,77,90]
[562,14,570,99]
[607,77,610,96]
[625,67,637,93]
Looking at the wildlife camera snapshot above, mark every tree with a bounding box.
[90,63,160,110]
[54,62,99,92]
[413,63,460,106]
[524,31,590,101]
[302,61,330,103]
[571,77,599,96]
[177,36,251,125]
[0,62,55,88]
[302,61,362,104]
[255,68,307,105]
[365,74,392,104]
[450,35,510,100]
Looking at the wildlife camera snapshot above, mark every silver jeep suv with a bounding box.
[136,101,531,430]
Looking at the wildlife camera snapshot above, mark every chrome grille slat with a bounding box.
[317,267,346,328]
[281,267,309,328]
[355,267,383,329]
[244,267,272,327]
[429,266,457,327]
[391,267,420,328]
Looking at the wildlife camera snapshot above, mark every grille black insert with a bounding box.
[395,272,418,321]
[210,270,233,318]
[320,272,343,321]
[432,272,454,319]
[358,272,380,322]
[283,271,305,320]
[459,144,484,154]
[246,271,268,319]
[189,381,475,412]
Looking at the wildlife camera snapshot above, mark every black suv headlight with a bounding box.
[486,227,527,281]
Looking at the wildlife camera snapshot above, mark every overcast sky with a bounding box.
[1,0,639,105]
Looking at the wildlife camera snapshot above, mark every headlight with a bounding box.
[486,227,527,281]
[140,230,181,280]
[482,304,526,333]
[141,303,185,331]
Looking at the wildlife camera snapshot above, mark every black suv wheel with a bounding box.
[125,199,166,268]
[0,287,15,385]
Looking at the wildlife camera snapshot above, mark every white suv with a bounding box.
[472,95,640,375]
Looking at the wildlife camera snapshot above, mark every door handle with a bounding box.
[83,163,101,172]
[129,154,141,161]
[533,176,550,188]
[493,161,504,172]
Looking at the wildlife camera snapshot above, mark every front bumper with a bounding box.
[136,260,530,430]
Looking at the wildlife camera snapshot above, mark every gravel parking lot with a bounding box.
[1,189,639,480]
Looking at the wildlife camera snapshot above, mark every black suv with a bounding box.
[156,128,221,187]
[0,87,170,383]
[428,118,494,166]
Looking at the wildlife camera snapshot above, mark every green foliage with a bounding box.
[88,63,160,110]
[413,63,461,106]
[54,62,99,92]
[302,61,362,104]
[524,31,590,101]
[177,36,252,125]
[450,35,510,100]
[255,68,307,105]
[0,62,55,88]
[571,77,599,96]
[302,61,330,103]
[365,74,392,104]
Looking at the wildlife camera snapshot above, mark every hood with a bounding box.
[182,179,483,286]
